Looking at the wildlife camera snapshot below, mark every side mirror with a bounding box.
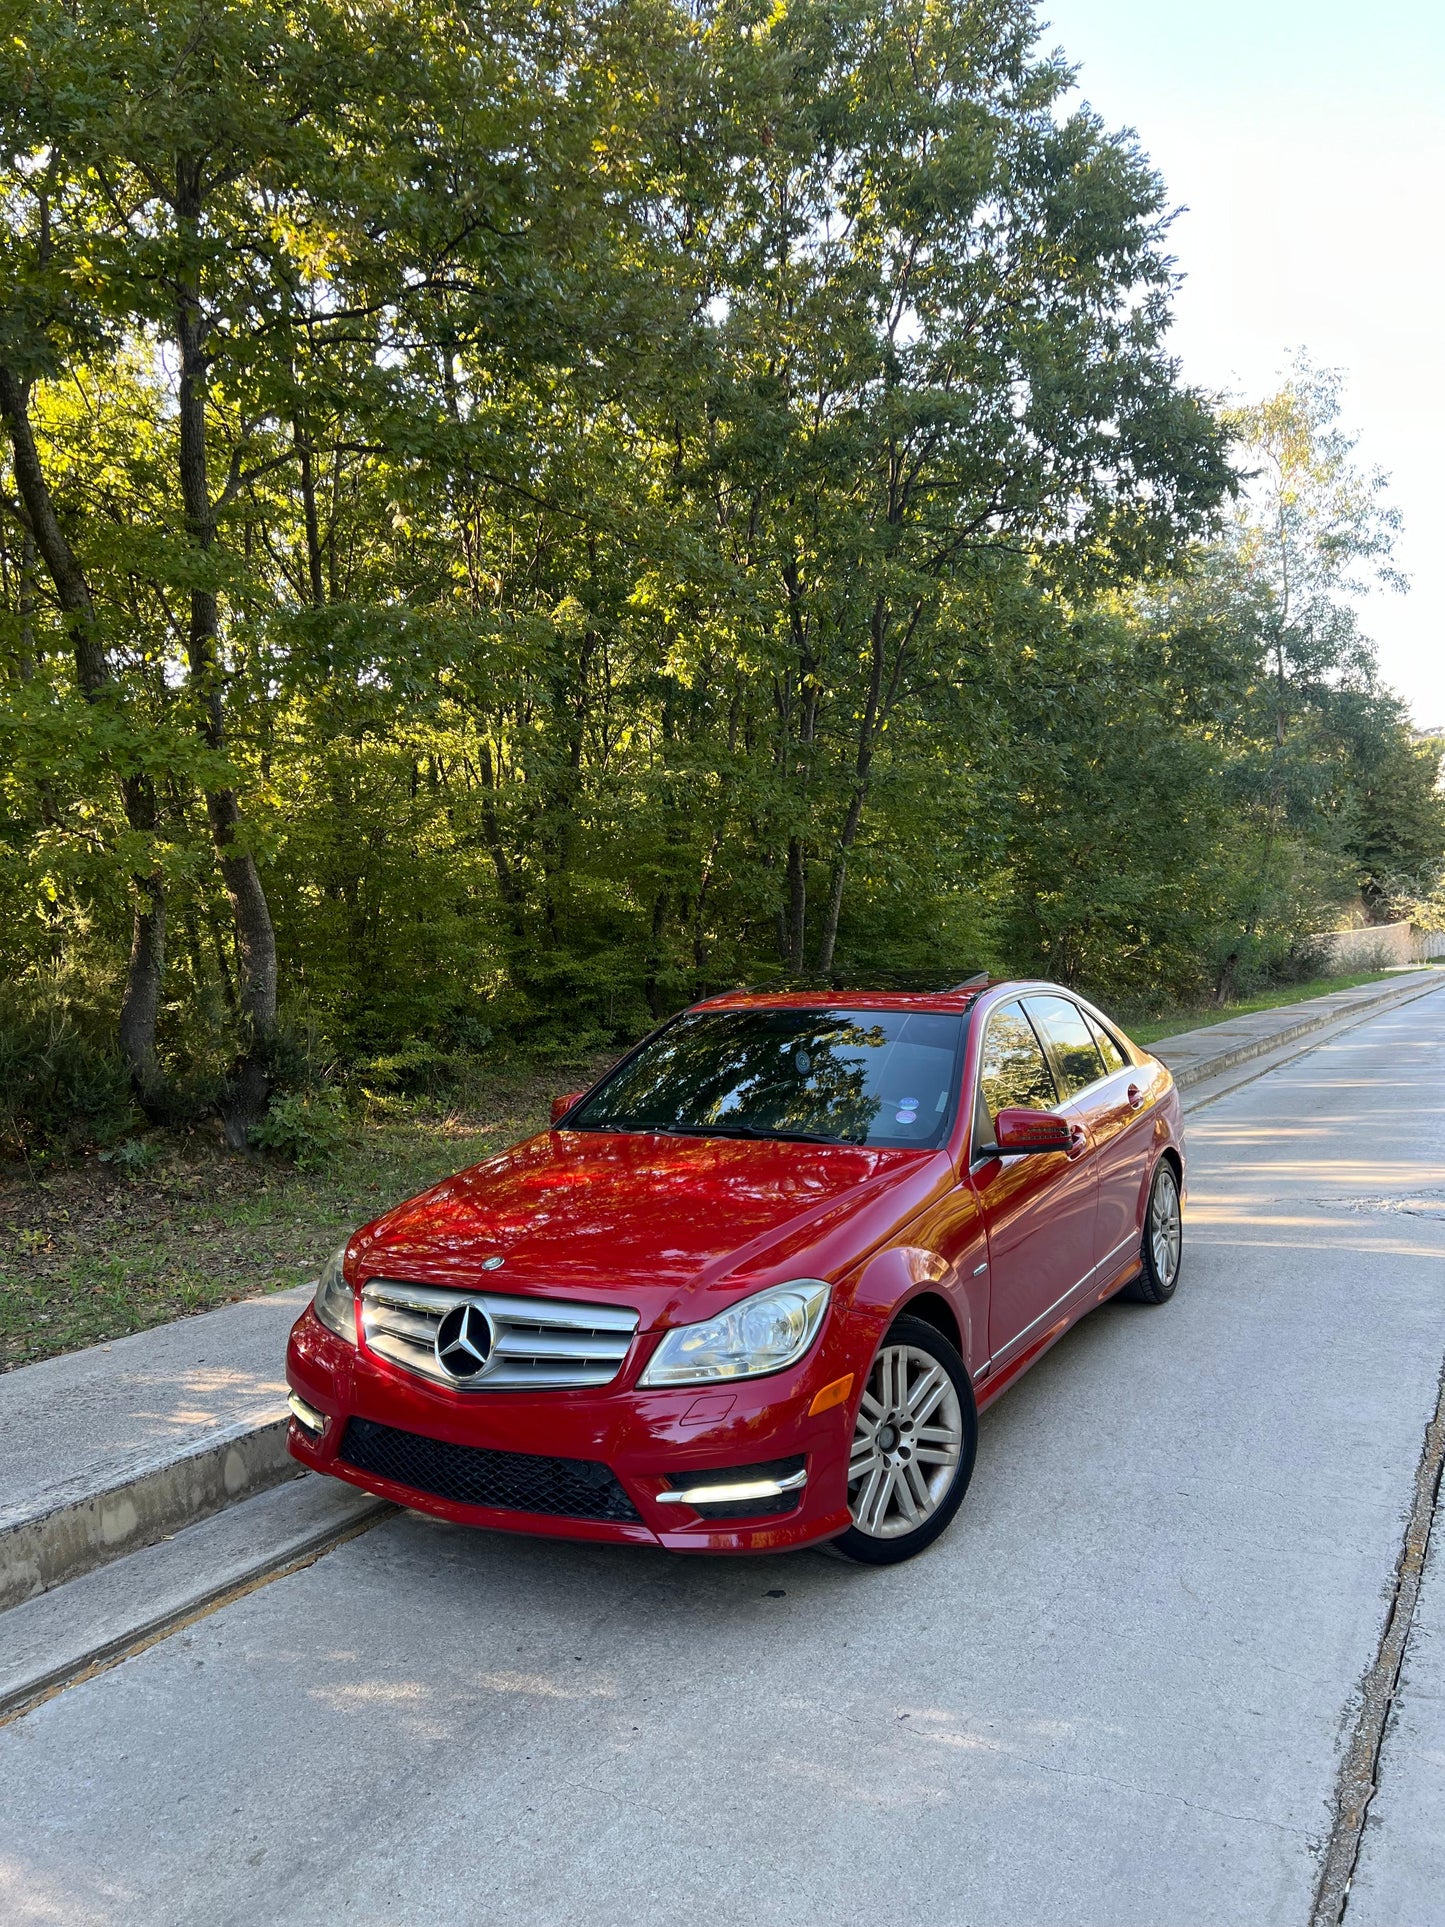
[985,1107,1071,1156]
[551,1091,585,1126]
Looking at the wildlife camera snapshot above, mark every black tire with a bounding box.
[1121,1157,1183,1305]
[826,1313,978,1566]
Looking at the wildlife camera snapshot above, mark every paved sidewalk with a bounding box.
[0,1284,308,1539]
[1149,967,1442,1089]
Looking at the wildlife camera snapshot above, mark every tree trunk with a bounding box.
[7,523,60,827]
[1212,950,1239,1007]
[815,593,919,979]
[0,362,168,1109]
[785,836,807,972]
[816,599,889,979]
[175,166,279,1146]
[778,558,817,971]
[816,787,866,980]
[644,888,669,1017]
[119,866,167,1095]
[295,418,325,607]
[473,739,528,941]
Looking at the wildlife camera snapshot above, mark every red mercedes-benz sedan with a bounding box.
[286,978,1184,1564]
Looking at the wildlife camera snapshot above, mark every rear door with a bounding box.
[969,999,1096,1361]
[1081,1004,1158,1279]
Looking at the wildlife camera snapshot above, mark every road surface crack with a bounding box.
[1310,1350,1445,1926]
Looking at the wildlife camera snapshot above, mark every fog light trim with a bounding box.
[655,1466,808,1506]
[288,1391,327,1435]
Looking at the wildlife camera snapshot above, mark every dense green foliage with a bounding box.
[1,0,1440,1155]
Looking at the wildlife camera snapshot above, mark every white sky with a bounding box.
[1042,0,1445,727]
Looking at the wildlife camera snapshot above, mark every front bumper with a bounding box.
[285,1304,863,1553]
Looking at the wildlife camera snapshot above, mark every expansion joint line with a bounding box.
[1311,1353,1445,1926]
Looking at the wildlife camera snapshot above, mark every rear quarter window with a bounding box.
[1082,1008,1128,1075]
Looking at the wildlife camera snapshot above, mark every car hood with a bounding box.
[347,1128,953,1327]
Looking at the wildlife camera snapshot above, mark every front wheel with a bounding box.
[827,1314,978,1566]
[1122,1158,1183,1304]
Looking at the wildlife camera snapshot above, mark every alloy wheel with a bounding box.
[848,1342,965,1539]
[1150,1165,1182,1286]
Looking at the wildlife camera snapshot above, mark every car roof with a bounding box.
[687,978,1067,1016]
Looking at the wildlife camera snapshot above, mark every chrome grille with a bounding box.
[360,1279,639,1391]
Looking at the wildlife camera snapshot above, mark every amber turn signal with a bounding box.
[808,1373,855,1417]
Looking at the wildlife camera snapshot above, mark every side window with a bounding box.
[1025,995,1107,1100]
[978,1001,1058,1128]
[1082,1008,1128,1075]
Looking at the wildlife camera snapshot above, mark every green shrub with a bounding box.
[354,1041,457,1096]
[98,1136,160,1174]
[248,1088,349,1170]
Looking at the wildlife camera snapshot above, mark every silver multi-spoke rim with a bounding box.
[848,1343,963,1540]
[1150,1167,1182,1285]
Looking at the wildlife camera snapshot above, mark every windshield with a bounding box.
[567,1007,966,1148]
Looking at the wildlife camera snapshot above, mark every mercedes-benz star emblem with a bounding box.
[434,1301,494,1381]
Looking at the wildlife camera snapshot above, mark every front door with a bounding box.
[1026,994,1154,1282]
[969,999,1098,1360]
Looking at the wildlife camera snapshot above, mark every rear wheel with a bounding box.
[827,1314,977,1566]
[1122,1158,1183,1304]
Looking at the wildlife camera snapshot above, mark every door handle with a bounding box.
[1127,1084,1144,1110]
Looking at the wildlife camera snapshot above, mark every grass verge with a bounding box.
[0,1050,612,1373]
[1125,970,1413,1046]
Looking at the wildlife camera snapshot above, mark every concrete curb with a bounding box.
[0,1413,297,1613]
[0,1480,392,1725]
[1155,970,1445,1092]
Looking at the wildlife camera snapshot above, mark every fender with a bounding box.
[1128,1089,1184,1228]
[844,1239,982,1382]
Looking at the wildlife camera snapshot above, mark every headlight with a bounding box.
[639,1280,830,1387]
[312,1245,357,1345]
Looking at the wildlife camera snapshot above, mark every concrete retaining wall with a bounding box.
[1323,922,1445,971]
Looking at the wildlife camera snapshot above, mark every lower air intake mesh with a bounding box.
[339,1417,641,1524]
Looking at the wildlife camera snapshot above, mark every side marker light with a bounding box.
[808,1373,855,1417]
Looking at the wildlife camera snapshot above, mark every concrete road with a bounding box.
[3,993,1444,1927]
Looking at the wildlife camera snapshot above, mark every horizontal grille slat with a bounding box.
[339,1417,641,1523]
[364,1280,636,1330]
[360,1280,640,1393]
[372,1304,439,1344]
[481,1362,621,1388]
[367,1332,438,1374]
[491,1330,631,1361]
